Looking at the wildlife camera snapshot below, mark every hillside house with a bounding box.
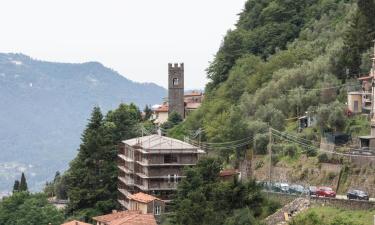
[153,103,169,125]
[92,210,157,225]
[117,134,204,209]
[128,192,165,216]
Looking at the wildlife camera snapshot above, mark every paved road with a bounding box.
[335,194,375,202]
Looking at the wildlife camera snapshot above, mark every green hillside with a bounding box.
[171,0,375,167]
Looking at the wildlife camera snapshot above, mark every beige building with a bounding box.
[347,92,363,114]
[153,103,169,125]
[128,192,165,216]
[118,135,204,208]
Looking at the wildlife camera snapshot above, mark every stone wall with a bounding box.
[310,197,375,210]
[264,198,310,225]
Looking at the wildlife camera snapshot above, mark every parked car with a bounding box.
[347,190,369,201]
[273,182,289,193]
[316,187,336,198]
[289,185,307,195]
[309,186,317,196]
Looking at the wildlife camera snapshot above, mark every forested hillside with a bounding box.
[172,0,375,161]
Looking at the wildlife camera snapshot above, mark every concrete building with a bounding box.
[168,63,185,118]
[117,135,204,209]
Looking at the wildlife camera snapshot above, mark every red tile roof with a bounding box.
[129,192,161,204]
[155,104,168,112]
[110,213,157,225]
[184,91,203,97]
[219,169,239,177]
[61,220,92,225]
[92,211,157,225]
[93,211,138,223]
[358,75,372,80]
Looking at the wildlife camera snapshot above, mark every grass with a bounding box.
[292,206,375,225]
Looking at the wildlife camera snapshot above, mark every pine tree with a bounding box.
[12,180,20,193]
[143,105,153,121]
[19,173,28,192]
[65,105,141,216]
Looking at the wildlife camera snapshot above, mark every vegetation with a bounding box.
[0,192,64,225]
[291,207,375,225]
[12,173,28,193]
[167,157,280,225]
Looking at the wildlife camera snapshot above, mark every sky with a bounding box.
[0,0,246,89]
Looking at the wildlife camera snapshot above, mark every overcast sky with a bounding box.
[0,0,246,89]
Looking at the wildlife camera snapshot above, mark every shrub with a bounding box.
[318,153,329,163]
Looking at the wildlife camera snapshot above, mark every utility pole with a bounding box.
[268,128,273,188]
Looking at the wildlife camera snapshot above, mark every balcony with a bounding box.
[118,199,129,209]
[118,165,133,174]
[118,154,134,162]
[118,176,134,186]
[118,188,132,198]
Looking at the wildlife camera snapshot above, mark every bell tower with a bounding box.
[168,63,185,118]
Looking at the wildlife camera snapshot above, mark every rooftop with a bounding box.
[219,169,240,177]
[123,134,199,151]
[129,192,161,204]
[61,220,92,225]
[93,211,157,225]
[154,104,168,113]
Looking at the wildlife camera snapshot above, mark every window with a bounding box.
[164,154,178,163]
[354,100,358,112]
[173,78,179,86]
[155,205,161,215]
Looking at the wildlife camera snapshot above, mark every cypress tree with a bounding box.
[19,173,28,192]
[12,180,20,193]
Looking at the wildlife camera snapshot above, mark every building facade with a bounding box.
[117,135,204,209]
[168,63,185,118]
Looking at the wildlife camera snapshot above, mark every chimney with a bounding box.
[112,210,118,214]
[75,222,78,225]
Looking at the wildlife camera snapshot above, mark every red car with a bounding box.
[316,187,336,198]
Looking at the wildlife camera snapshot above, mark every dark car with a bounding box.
[316,186,336,198]
[309,186,317,196]
[347,190,369,201]
[289,185,307,195]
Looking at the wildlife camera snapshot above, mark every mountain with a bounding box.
[0,53,166,194]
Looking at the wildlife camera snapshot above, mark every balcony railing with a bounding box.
[119,176,134,186]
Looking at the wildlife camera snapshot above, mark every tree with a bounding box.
[0,192,64,225]
[65,104,141,218]
[161,111,183,130]
[143,105,153,121]
[170,157,276,225]
[12,180,19,193]
[19,173,28,192]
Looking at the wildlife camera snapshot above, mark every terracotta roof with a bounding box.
[358,75,372,80]
[219,169,239,177]
[93,211,138,223]
[93,211,157,225]
[110,213,157,225]
[155,104,168,112]
[61,220,92,225]
[129,192,160,203]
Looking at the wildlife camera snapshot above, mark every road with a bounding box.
[335,194,375,202]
